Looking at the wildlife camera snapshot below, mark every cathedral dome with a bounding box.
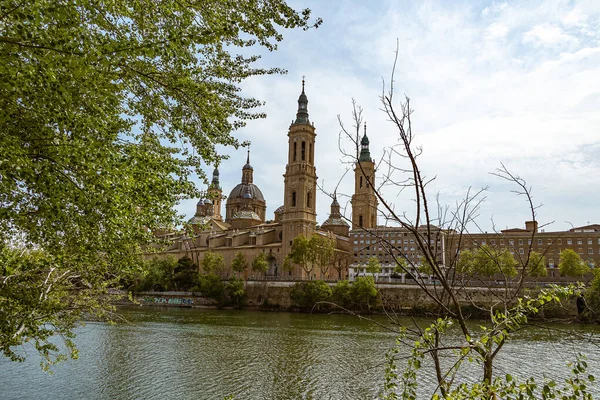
[228,183,265,202]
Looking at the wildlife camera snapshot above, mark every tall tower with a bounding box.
[207,166,223,221]
[282,79,318,256]
[351,123,378,229]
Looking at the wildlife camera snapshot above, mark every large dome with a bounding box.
[228,183,265,202]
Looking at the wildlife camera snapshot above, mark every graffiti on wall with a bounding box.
[143,297,194,306]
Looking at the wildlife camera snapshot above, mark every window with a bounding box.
[518,239,523,245]
[577,239,582,245]
[482,240,486,245]
[309,142,313,163]
[578,248,583,255]
[589,248,594,254]
[301,141,306,161]
[410,239,414,244]
[547,239,552,245]
[500,239,505,245]
[359,215,363,227]
[509,240,514,245]
[293,142,297,161]
[490,239,495,245]
[404,239,408,244]
[549,260,554,268]
[353,240,358,244]
[519,248,524,254]
[306,192,311,208]
[557,239,562,245]
[567,239,572,245]
[366,240,371,244]
[359,176,363,188]
[291,191,296,207]
[537,239,542,245]
[588,239,593,245]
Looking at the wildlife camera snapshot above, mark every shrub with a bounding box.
[290,280,332,310]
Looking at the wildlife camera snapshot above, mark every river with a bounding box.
[2,307,599,399]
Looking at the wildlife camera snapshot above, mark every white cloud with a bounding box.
[177,0,600,232]
[523,23,578,47]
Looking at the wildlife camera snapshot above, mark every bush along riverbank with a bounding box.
[121,256,600,320]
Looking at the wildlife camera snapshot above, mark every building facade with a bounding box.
[156,81,351,279]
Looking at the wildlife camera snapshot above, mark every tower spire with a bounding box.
[242,146,253,184]
[293,77,310,125]
[359,120,371,162]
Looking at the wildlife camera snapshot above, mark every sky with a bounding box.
[178,0,600,233]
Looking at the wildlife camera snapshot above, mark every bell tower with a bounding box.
[207,166,223,221]
[351,123,378,229]
[282,79,318,257]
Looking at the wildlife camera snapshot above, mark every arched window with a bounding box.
[292,191,296,207]
[293,142,297,161]
[301,141,306,161]
[307,192,311,208]
[359,215,363,227]
[309,142,313,163]
[360,176,363,188]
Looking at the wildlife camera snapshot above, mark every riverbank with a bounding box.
[120,280,580,320]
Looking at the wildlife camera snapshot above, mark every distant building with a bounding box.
[153,81,351,279]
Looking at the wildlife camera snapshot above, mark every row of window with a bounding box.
[462,247,599,256]
[354,238,441,245]
[470,238,600,246]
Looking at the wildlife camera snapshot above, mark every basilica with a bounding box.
[157,81,379,279]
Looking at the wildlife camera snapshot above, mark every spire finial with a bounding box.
[302,76,305,93]
[364,121,367,135]
[246,147,250,164]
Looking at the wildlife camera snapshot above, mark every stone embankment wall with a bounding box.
[130,282,578,318]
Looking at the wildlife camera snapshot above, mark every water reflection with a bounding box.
[1,307,599,399]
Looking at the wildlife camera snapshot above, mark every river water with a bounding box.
[2,307,599,399]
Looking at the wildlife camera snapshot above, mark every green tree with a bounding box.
[201,251,226,277]
[525,251,548,278]
[282,256,294,275]
[458,245,517,277]
[225,277,246,308]
[172,257,199,291]
[418,256,434,275]
[0,0,320,365]
[287,233,335,278]
[350,276,379,312]
[230,251,248,277]
[137,256,178,292]
[332,280,352,308]
[251,253,269,276]
[290,280,332,310]
[365,256,382,275]
[559,249,590,277]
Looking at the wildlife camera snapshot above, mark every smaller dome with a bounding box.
[204,198,212,205]
[242,162,253,170]
[322,217,349,227]
[196,199,205,206]
[232,210,261,221]
[361,134,369,145]
[188,215,211,225]
[274,205,284,213]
